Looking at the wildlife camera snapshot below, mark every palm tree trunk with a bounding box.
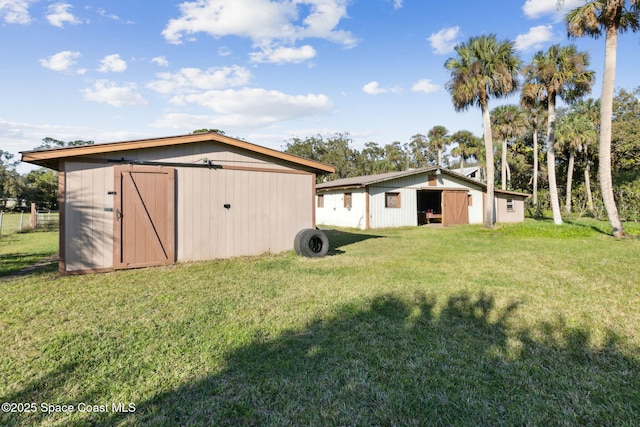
[600,27,627,237]
[506,161,511,190]
[533,129,538,206]
[584,159,594,213]
[565,150,575,214]
[437,149,442,165]
[547,96,563,225]
[501,140,507,190]
[482,103,495,228]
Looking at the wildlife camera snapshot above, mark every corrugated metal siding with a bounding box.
[62,141,314,272]
[316,189,367,229]
[369,185,417,228]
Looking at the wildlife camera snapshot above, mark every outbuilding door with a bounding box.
[442,190,469,225]
[114,165,175,269]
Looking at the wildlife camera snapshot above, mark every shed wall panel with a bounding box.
[64,162,114,271]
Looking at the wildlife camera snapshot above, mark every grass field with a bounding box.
[1,219,640,426]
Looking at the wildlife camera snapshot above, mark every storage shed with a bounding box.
[21,133,334,274]
[316,166,529,229]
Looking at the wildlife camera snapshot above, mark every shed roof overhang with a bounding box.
[21,132,335,175]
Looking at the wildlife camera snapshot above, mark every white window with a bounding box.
[506,198,515,212]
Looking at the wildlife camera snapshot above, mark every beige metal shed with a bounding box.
[21,133,334,274]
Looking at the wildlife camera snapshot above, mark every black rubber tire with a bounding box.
[294,228,329,258]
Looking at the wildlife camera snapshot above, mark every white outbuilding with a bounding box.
[316,166,529,229]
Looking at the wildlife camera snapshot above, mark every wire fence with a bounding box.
[0,207,60,238]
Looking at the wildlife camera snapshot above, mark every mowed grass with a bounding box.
[1,220,640,426]
[0,230,58,277]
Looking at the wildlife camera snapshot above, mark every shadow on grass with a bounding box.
[564,219,611,236]
[4,291,639,426]
[0,252,58,278]
[321,229,385,255]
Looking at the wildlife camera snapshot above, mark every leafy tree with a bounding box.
[491,105,527,190]
[0,151,20,209]
[192,129,226,135]
[407,133,435,167]
[284,133,359,180]
[322,134,360,179]
[572,98,601,213]
[564,0,640,237]
[444,34,521,228]
[427,126,450,165]
[35,137,95,150]
[520,98,547,207]
[358,142,390,175]
[522,44,595,225]
[611,87,640,181]
[450,130,482,171]
[556,109,597,213]
[384,141,410,171]
[23,169,59,210]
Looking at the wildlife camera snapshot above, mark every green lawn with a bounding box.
[1,220,639,426]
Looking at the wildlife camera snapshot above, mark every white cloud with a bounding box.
[0,0,32,24]
[411,79,439,94]
[83,80,147,107]
[46,3,81,28]
[363,81,387,95]
[151,56,169,67]
[515,25,555,51]
[428,26,460,55]
[523,0,584,20]
[39,50,81,72]
[362,81,400,95]
[249,44,316,64]
[161,0,356,64]
[147,66,252,94]
[390,0,403,9]
[166,88,332,128]
[97,54,127,73]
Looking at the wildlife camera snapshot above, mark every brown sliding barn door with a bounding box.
[442,190,469,226]
[114,165,175,269]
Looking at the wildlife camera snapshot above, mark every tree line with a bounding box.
[283,85,640,222]
[2,1,638,238]
[0,138,93,211]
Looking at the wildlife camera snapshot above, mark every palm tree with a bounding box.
[520,97,547,208]
[564,0,639,237]
[444,35,521,228]
[573,98,601,213]
[450,130,481,171]
[427,125,450,165]
[556,110,598,213]
[522,44,595,225]
[491,105,527,190]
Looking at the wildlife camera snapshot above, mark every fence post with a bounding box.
[30,203,36,231]
[0,211,3,238]
[19,211,24,233]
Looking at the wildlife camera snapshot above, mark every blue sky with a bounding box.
[1,0,639,172]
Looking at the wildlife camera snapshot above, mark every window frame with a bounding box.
[344,192,352,209]
[506,197,515,212]
[385,192,401,209]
